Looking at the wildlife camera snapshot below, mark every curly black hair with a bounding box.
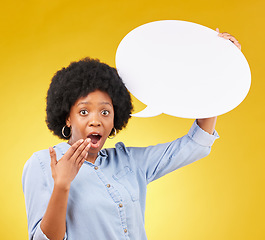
[46,57,133,140]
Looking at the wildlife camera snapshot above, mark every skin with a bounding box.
[66,90,114,163]
[40,30,242,240]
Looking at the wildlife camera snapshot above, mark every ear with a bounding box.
[66,117,71,127]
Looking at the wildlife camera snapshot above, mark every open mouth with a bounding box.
[87,133,102,146]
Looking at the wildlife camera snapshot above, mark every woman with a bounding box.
[22,31,240,240]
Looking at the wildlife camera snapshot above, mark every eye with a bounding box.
[80,110,88,116]
[101,110,110,116]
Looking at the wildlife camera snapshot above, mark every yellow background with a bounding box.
[0,0,264,239]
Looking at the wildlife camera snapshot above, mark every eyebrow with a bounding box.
[77,101,112,106]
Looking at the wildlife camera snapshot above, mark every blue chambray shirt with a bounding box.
[22,121,219,240]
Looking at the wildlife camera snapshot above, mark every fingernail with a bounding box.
[80,139,84,143]
[49,147,53,153]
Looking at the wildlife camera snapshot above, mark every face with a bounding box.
[66,90,114,160]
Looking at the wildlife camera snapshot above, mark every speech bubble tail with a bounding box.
[132,106,162,118]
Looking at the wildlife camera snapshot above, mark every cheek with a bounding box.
[71,126,81,138]
[104,119,114,133]
[110,117,114,129]
[71,120,86,134]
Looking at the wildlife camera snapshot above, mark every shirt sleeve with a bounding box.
[22,152,67,240]
[34,222,67,240]
[127,120,219,184]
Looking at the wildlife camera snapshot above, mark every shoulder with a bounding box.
[22,148,50,192]
[22,142,66,179]
[23,148,49,172]
[22,150,49,186]
[114,142,129,153]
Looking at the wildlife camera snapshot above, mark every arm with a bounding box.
[127,120,219,184]
[40,139,90,240]
[40,139,91,240]
[197,117,217,135]
[39,183,70,240]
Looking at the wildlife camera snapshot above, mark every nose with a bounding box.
[88,113,101,127]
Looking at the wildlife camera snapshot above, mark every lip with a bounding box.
[87,131,102,149]
[90,138,101,149]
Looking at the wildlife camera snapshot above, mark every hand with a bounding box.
[216,28,241,51]
[49,138,91,190]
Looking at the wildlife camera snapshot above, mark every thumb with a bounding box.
[49,147,57,167]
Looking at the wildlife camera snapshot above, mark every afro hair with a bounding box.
[46,57,133,139]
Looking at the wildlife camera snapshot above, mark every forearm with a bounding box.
[40,183,70,240]
[196,116,217,135]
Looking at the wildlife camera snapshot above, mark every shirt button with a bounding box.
[107,184,111,188]
[119,203,123,208]
[124,229,127,233]
[94,166,98,170]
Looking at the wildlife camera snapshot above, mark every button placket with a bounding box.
[93,166,129,239]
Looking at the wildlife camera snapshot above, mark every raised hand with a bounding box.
[49,138,91,190]
[216,28,241,50]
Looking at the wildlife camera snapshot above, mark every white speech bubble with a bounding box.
[115,20,251,119]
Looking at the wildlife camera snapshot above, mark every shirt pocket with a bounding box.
[112,166,139,202]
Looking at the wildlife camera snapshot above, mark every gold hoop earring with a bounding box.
[108,128,117,139]
[62,125,71,138]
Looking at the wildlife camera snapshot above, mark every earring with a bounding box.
[108,128,117,139]
[62,125,71,138]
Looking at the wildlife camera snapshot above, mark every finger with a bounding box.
[217,31,242,50]
[71,138,91,164]
[216,28,220,33]
[77,139,91,164]
[49,147,57,167]
[219,33,237,41]
[78,158,86,169]
[224,36,241,49]
[218,32,230,37]
[228,37,238,44]
[220,34,235,39]
[218,33,241,49]
[234,42,241,50]
[64,139,84,159]
[221,35,237,42]
[78,140,91,164]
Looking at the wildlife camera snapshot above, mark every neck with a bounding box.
[86,152,98,164]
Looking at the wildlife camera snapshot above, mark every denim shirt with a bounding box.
[22,121,219,240]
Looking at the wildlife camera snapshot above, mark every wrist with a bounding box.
[54,180,71,192]
[196,117,217,135]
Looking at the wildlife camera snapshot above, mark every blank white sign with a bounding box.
[115,20,251,119]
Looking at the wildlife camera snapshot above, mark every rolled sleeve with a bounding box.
[188,120,219,147]
[34,223,67,240]
[34,223,50,240]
